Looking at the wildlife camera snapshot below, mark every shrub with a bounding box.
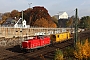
[74,39,90,60]
[54,49,64,60]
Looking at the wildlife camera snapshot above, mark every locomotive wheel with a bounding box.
[49,43,54,47]
[26,49,30,53]
[30,49,34,52]
[21,48,26,52]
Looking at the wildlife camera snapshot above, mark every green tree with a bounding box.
[55,49,64,60]
[79,16,90,29]
[63,47,74,59]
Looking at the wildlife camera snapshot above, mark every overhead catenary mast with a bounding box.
[74,8,78,46]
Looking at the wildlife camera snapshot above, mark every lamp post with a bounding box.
[28,3,32,8]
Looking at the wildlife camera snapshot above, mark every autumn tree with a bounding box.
[82,39,90,59]
[3,12,11,18]
[0,15,6,24]
[0,12,11,24]
[10,10,20,18]
[34,17,48,27]
[2,12,11,20]
[66,16,78,28]
[34,17,57,28]
[51,16,58,27]
[74,41,83,60]
[23,8,32,24]
[29,6,57,28]
[74,39,90,60]
[66,17,73,27]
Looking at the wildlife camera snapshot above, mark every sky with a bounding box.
[0,0,90,18]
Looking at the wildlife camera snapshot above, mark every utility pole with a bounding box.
[21,10,23,41]
[22,10,23,24]
[28,3,32,26]
[74,8,78,46]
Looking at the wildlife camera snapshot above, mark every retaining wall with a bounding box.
[0,27,74,38]
[0,27,74,47]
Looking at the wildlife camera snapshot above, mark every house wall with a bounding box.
[58,19,68,28]
[59,12,68,19]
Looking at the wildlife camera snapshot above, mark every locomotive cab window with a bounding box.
[52,35,56,38]
[57,35,59,38]
[40,36,44,40]
[37,36,40,39]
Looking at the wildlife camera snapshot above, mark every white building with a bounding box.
[22,19,27,28]
[57,12,69,28]
[59,12,68,19]
[54,12,68,20]
[14,18,30,28]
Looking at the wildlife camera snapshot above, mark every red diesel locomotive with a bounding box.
[21,35,50,50]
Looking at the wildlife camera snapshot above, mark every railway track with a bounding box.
[2,38,74,60]
[43,30,90,60]
[1,30,90,60]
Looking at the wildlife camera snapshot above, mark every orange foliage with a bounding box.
[34,17,57,28]
[10,10,20,18]
[74,39,90,60]
[1,6,57,27]
[34,18,48,27]
[82,39,90,59]
[66,17,73,27]
[29,6,57,28]
[23,8,32,24]
[74,42,83,60]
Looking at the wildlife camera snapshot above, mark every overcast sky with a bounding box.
[0,0,90,18]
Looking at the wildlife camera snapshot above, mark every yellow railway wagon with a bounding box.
[50,32,71,43]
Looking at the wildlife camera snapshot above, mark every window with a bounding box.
[52,35,56,38]
[24,25,25,27]
[57,35,59,38]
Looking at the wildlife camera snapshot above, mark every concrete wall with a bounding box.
[0,27,75,47]
[0,27,74,38]
[0,37,23,47]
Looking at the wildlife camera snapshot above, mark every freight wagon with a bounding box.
[50,32,71,43]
